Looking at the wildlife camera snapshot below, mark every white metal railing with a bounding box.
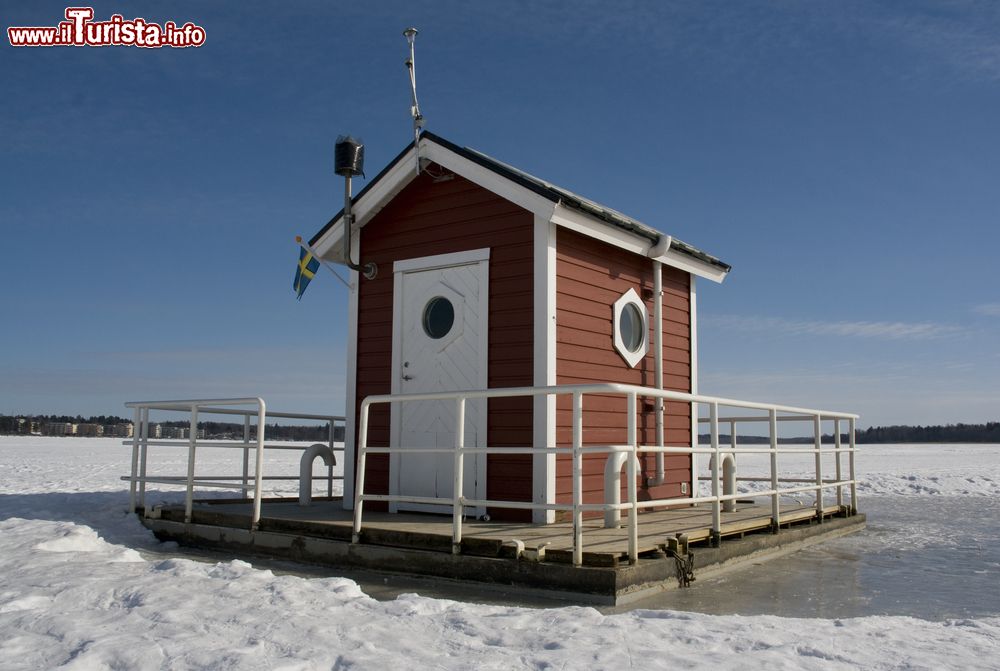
[122,397,345,530]
[352,383,858,566]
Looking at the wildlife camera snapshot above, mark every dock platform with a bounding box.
[140,498,866,604]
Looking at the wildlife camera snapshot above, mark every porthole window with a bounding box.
[612,288,649,368]
[619,303,644,352]
[422,296,455,339]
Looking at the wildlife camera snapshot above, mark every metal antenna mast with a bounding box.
[403,27,424,174]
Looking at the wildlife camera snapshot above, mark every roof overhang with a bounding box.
[309,133,731,283]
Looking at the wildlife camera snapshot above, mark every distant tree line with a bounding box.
[0,414,344,442]
[3,414,995,444]
[0,414,132,430]
[854,422,1000,443]
[700,421,1000,444]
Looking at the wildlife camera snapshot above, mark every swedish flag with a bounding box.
[293,247,320,300]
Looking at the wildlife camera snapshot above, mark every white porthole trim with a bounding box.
[613,287,649,368]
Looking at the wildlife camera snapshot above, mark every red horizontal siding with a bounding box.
[354,168,534,521]
[555,227,692,511]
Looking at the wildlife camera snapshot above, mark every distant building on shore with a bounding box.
[76,423,104,437]
[44,422,77,436]
[104,423,134,438]
[15,418,40,434]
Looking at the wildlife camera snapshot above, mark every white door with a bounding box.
[390,249,489,514]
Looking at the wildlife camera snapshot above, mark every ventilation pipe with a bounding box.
[299,443,336,507]
[604,451,642,528]
[335,136,377,280]
[647,235,671,486]
[709,452,737,512]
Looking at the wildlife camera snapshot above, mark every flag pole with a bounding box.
[296,236,351,290]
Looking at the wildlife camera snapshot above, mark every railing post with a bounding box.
[724,419,737,513]
[572,391,584,567]
[128,406,140,513]
[241,414,251,498]
[849,417,857,515]
[834,418,843,509]
[352,401,371,543]
[769,408,779,531]
[328,419,335,498]
[251,399,266,530]
[710,402,721,546]
[626,392,638,564]
[814,414,823,523]
[452,397,466,555]
[138,407,149,512]
[184,405,199,524]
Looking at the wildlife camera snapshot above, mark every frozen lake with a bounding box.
[1,437,998,669]
[626,495,1000,619]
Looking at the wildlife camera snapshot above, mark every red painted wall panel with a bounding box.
[555,227,693,512]
[354,167,534,519]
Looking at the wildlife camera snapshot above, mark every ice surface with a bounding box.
[1,437,998,670]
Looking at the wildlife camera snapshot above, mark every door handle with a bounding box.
[402,374,414,381]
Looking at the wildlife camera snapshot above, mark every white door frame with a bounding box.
[389,248,490,514]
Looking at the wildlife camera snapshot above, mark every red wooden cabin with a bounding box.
[308,132,730,523]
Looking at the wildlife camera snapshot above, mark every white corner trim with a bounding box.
[342,242,361,510]
[393,247,490,274]
[689,275,699,498]
[532,215,557,524]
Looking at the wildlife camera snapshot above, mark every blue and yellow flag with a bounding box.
[293,247,320,300]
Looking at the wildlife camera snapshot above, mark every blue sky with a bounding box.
[2,1,998,427]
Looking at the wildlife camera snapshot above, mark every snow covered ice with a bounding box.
[1,437,998,670]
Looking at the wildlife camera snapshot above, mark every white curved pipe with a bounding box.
[603,451,641,528]
[299,443,336,507]
[709,452,737,512]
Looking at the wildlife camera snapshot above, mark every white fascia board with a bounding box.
[550,203,648,256]
[420,141,557,220]
[312,221,346,264]
[312,146,422,263]
[550,202,728,284]
[657,248,729,284]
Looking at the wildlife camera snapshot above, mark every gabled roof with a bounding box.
[309,131,731,282]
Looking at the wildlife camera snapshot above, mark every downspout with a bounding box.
[647,235,672,486]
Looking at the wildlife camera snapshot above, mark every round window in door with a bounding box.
[422,296,455,339]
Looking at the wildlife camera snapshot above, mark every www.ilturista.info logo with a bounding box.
[8,7,206,48]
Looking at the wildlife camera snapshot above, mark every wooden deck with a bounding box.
[155,497,847,568]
